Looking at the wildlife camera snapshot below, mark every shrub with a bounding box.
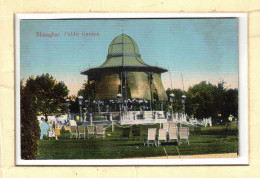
[20,82,40,159]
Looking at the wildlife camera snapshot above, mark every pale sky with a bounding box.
[20,18,238,95]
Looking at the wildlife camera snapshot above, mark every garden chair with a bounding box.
[157,129,167,146]
[87,125,95,138]
[78,126,86,139]
[193,126,201,136]
[96,124,105,139]
[121,128,131,139]
[169,122,177,128]
[70,126,78,139]
[179,127,189,145]
[132,125,141,140]
[168,127,178,145]
[144,128,157,147]
[163,122,169,131]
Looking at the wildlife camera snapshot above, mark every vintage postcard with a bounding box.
[15,13,248,165]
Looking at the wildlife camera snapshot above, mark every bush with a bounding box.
[20,83,40,159]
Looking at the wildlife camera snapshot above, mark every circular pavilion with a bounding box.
[81,34,168,110]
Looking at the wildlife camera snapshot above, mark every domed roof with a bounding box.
[108,33,140,55]
[100,34,148,67]
[81,33,168,76]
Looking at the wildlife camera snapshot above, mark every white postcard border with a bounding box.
[15,13,248,165]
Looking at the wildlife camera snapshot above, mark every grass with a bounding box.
[36,123,238,159]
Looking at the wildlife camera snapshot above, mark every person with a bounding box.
[228,115,233,122]
[55,121,61,140]
[40,117,49,140]
[48,122,55,140]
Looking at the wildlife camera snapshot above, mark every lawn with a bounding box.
[37,123,238,159]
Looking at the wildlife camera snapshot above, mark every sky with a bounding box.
[20,18,238,95]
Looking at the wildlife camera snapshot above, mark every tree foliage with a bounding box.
[165,81,238,121]
[20,80,40,159]
[165,88,185,113]
[24,73,69,119]
[186,81,238,120]
[20,74,69,159]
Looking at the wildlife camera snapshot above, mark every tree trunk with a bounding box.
[44,114,48,121]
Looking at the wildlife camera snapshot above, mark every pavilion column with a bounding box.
[148,72,154,110]
[120,71,123,95]
[87,79,90,101]
[124,71,128,111]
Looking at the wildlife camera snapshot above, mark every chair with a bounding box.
[169,122,177,128]
[163,122,169,131]
[157,129,167,146]
[179,127,189,145]
[96,124,105,139]
[87,125,95,138]
[168,127,178,144]
[132,125,141,140]
[193,126,201,136]
[144,128,157,147]
[121,128,131,139]
[78,126,86,139]
[70,126,78,139]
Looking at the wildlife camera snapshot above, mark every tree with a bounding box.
[187,81,238,121]
[24,73,69,119]
[77,81,95,112]
[20,80,40,159]
[226,88,238,118]
[188,81,217,118]
[68,95,80,114]
[166,88,185,113]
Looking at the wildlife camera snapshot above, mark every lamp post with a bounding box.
[169,93,175,117]
[93,100,96,113]
[84,100,89,122]
[66,99,70,124]
[160,102,164,111]
[181,95,186,114]
[78,96,83,122]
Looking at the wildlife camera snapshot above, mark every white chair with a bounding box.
[157,129,167,146]
[144,128,157,147]
[163,122,169,131]
[96,124,105,139]
[70,126,78,139]
[168,127,178,145]
[78,126,86,139]
[87,125,95,138]
[169,122,177,128]
[179,127,189,145]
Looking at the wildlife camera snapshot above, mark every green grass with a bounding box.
[36,124,238,159]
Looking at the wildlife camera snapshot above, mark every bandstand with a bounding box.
[81,34,169,124]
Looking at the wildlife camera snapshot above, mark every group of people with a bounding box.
[40,117,61,140]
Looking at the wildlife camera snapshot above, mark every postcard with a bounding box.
[15,13,248,165]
